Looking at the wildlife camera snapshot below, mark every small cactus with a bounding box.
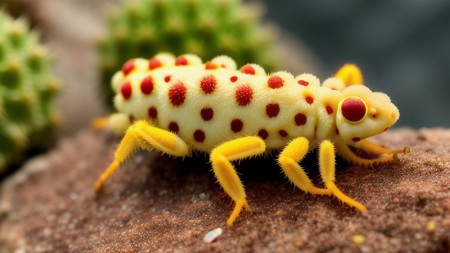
[99,0,278,106]
[0,11,60,171]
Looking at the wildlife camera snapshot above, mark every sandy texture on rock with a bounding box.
[0,128,449,252]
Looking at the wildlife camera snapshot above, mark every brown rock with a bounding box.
[0,128,449,252]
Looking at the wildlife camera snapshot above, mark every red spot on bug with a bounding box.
[122,60,135,75]
[205,61,219,70]
[257,129,269,140]
[194,130,205,143]
[231,119,243,133]
[168,82,187,106]
[121,81,132,100]
[140,76,154,95]
[200,107,214,121]
[279,130,288,137]
[164,75,171,83]
[200,75,216,94]
[175,56,188,66]
[341,97,367,122]
[326,105,333,114]
[268,75,284,89]
[235,85,253,106]
[305,96,314,105]
[230,76,238,83]
[298,80,309,86]
[148,106,157,119]
[352,137,361,142]
[148,58,162,70]
[168,121,179,133]
[265,103,280,118]
[294,113,307,126]
[240,65,255,75]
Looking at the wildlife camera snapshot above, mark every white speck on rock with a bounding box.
[14,248,26,253]
[203,228,222,243]
[199,192,210,200]
[134,153,145,163]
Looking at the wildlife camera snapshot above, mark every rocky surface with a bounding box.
[0,128,449,252]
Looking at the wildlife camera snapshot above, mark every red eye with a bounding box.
[341,97,367,123]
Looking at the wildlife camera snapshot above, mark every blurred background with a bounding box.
[262,0,450,128]
[2,0,449,132]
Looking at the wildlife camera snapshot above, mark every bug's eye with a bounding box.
[340,96,367,123]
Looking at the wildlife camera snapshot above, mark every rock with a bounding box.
[0,128,449,252]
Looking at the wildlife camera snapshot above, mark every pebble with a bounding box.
[203,228,222,243]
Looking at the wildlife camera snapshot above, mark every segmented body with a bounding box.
[112,53,347,152]
[97,53,408,227]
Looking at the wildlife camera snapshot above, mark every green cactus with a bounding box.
[99,0,278,106]
[0,11,60,171]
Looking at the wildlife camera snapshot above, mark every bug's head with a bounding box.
[336,85,399,144]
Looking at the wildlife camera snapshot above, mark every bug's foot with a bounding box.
[95,180,105,192]
[227,199,250,227]
[393,146,410,161]
[326,181,367,212]
[94,185,106,200]
[95,160,120,192]
[94,177,108,200]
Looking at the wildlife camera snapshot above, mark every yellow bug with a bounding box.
[94,53,409,227]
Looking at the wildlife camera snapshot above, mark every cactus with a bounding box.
[99,0,278,106]
[0,11,60,171]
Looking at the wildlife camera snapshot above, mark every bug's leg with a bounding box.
[335,64,364,86]
[278,137,331,195]
[91,117,109,129]
[336,141,409,167]
[91,113,131,134]
[319,140,367,212]
[210,136,266,227]
[95,120,189,191]
[354,139,410,157]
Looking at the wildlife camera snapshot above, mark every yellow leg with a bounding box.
[278,137,331,195]
[319,140,367,212]
[91,113,131,134]
[91,117,109,130]
[354,139,410,156]
[336,141,408,167]
[335,64,364,86]
[210,136,266,227]
[95,120,189,191]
